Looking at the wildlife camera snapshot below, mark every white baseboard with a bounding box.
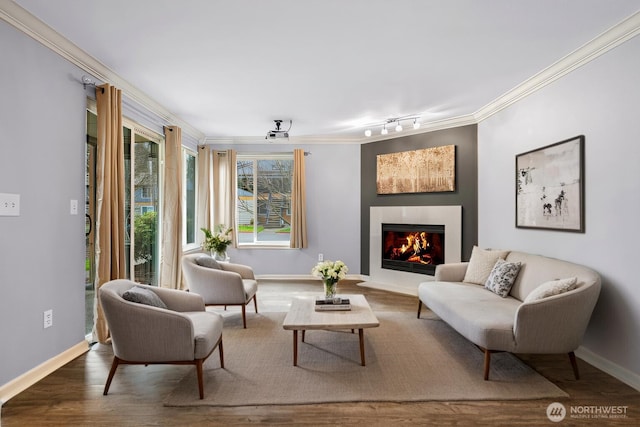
[0,340,89,405]
[575,346,640,391]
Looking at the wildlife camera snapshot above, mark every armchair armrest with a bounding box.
[513,281,601,354]
[150,286,205,312]
[107,302,198,362]
[434,262,469,282]
[221,262,255,279]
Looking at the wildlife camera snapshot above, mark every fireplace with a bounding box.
[381,223,445,276]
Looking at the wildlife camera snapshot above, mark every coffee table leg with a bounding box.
[359,328,365,366]
[293,330,298,366]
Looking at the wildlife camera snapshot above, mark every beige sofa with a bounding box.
[417,249,601,380]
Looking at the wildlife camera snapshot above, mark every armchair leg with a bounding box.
[483,349,491,381]
[569,351,580,380]
[196,359,204,399]
[253,294,258,313]
[417,300,423,318]
[241,305,247,329]
[103,356,120,395]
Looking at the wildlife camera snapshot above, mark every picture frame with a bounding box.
[376,145,455,194]
[515,135,585,232]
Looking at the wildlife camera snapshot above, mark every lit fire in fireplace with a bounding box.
[392,232,435,264]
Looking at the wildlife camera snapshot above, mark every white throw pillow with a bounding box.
[484,259,522,297]
[462,246,510,285]
[524,277,578,303]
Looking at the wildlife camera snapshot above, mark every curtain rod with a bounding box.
[214,151,311,156]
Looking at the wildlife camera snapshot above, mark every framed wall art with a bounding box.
[376,145,455,194]
[516,135,585,232]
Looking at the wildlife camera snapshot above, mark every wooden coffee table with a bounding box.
[282,294,379,366]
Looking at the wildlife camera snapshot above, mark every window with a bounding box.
[236,153,293,246]
[183,149,197,247]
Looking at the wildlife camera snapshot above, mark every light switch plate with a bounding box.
[0,193,20,216]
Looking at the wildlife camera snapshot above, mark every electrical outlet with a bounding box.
[0,193,20,216]
[70,199,78,215]
[318,253,323,262]
[44,309,53,329]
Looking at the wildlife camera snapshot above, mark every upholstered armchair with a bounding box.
[99,279,224,399]
[182,253,258,328]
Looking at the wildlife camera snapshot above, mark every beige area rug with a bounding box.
[164,310,567,407]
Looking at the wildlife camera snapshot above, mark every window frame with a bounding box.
[183,147,199,251]
[236,152,293,248]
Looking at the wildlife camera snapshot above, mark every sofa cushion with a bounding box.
[524,277,578,303]
[122,286,167,309]
[418,281,520,351]
[462,246,510,285]
[505,251,597,301]
[195,256,221,270]
[484,259,522,297]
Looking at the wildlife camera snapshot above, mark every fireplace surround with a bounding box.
[367,206,462,295]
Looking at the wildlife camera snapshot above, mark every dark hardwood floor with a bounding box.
[2,280,638,426]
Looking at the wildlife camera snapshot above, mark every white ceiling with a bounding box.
[10,0,640,141]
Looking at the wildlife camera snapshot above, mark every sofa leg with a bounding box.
[218,338,224,369]
[569,351,580,380]
[417,300,423,318]
[484,349,491,381]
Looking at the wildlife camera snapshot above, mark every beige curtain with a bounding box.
[212,149,237,247]
[94,84,126,343]
[196,145,212,245]
[290,148,308,248]
[160,126,184,289]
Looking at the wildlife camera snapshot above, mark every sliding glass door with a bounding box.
[124,126,163,285]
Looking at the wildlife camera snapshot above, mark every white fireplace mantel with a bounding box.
[362,206,462,296]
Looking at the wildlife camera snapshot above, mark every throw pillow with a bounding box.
[524,277,578,303]
[484,259,522,297]
[462,246,510,285]
[122,286,167,309]
[195,256,221,270]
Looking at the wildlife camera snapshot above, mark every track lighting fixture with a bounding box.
[364,115,421,137]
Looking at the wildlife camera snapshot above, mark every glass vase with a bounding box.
[323,278,337,300]
[211,250,227,261]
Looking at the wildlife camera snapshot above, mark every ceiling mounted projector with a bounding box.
[266,119,292,141]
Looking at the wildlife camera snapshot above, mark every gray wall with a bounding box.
[478,35,640,385]
[0,21,86,385]
[360,125,478,274]
[209,143,362,276]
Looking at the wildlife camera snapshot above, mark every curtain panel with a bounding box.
[94,84,126,343]
[196,145,212,247]
[160,126,184,289]
[212,149,237,248]
[290,148,308,248]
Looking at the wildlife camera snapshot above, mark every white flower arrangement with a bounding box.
[311,260,348,283]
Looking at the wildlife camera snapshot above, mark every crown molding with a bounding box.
[2,2,639,141]
[0,1,205,142]
[475,11,640,122]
